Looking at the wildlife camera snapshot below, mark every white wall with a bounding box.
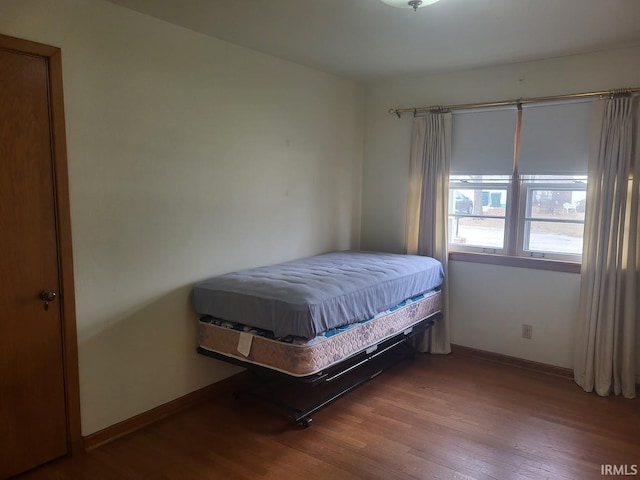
[362,46,640,371]
[1,0,363,435]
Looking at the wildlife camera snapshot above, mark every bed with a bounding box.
[194,250,444,426]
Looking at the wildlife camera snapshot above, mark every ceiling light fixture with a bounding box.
[379,0,441,12]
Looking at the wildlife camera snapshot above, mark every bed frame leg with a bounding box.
[297,417,313,428]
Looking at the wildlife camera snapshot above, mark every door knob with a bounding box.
[40,290,57,302]
[39,290,57,311]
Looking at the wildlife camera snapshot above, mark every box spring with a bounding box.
[198,289,442,377]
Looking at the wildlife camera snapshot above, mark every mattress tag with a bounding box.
[237,332,253,357]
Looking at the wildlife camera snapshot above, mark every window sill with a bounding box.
[448,251,581,274]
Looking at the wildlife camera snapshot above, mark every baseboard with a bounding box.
[450,344,574,379]
[83,371,251,451]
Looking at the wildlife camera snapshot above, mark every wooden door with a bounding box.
[0,40,72,478]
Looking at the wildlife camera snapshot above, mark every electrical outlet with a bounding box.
[522,324,533,339]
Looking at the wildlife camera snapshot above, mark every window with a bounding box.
[449,175,509,251]
[448,100,591,263]
[519,177,586,260]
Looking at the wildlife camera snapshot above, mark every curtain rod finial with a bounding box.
[388,108,401,118]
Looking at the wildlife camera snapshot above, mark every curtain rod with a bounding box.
[388,87,640,118]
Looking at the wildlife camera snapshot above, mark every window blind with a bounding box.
[451,108,516,175]
[519,100,592,175]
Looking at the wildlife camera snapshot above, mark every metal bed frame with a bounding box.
[197,310,442,427]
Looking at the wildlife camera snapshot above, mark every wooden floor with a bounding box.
[19,354,640,480]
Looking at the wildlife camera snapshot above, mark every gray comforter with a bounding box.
[192,250,444,339]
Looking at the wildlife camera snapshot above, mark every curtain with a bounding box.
[574,96,640,399]
[405,113,452,354]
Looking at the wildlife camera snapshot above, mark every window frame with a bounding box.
[448,177,510,255]
[517,180,587,262]
[448,176,586,267]
[448,250,581,274]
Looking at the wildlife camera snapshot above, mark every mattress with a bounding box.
[198,289,442,377]
[193,251,444,339]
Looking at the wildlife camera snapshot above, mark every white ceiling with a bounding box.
[106,0,640,81]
